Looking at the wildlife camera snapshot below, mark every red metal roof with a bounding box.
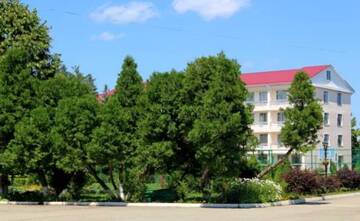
[240,65,330,86]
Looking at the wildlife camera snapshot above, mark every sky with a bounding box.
[22,0,360,124]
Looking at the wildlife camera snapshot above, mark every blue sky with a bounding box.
[22,0,360,124]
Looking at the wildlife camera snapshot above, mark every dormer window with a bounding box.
[326,70,331,81]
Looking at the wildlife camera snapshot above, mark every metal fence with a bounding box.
[252,149,354,173]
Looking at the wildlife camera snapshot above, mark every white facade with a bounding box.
[245,66,354,170]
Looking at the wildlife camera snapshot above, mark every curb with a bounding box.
[0,192,359,209]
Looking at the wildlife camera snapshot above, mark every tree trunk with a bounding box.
[257,147,294,179]
[119,163,126,201]
[200,167,210,201]
[109,165,121,199]
[37,170,49,195]
[87,166,118,200]
[0,174,9,196]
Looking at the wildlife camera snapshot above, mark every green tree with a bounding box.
[51,95,117,197]
[1,71,95,195]
[0,0,59,195]
[257,72,323,178]
[182,53,256,196]
[0,48,39,194]
[351,117,360,170]
[87,56,144,200]
[0,0,60,79]
[137,71,188,189]
[139,54,256,200]
[352,117,360,149]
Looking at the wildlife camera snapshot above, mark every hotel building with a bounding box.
[241,65,355,169]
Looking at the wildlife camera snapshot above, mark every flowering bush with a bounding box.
[222,178,283,203]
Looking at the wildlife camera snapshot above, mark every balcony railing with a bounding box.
[272,99,288,105]
[256,144,287,150]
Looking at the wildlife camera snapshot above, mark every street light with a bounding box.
[322,141,329,177]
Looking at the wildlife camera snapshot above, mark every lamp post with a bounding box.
[322,141,329,177]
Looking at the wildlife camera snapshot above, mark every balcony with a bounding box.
[253,101,290,112]
[272,99,288,105]
[255,144,289,153]
[251,121,284,133]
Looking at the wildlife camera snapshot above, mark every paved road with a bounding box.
[1,196,360,221]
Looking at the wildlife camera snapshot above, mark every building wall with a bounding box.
[247,72,353,169]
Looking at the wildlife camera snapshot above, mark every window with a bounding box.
[258,151,268,164]
[338,135,343,147]
[277,112,285,123]
[326,70,331,81]
[276,90,288,101]
[338,155,344,168]
[259,134,268,145]
[337,114,343,127]
[324,113,330,126]
[291,154,302,167]
[259,113,268,124]
[246,92,255,103]
[259,91,268,103]
[337,93,342,106]
[323,91,329,104]
[324,134,330,145]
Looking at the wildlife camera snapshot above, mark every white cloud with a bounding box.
[90,2,157,24]
[93,32,125,41]
[172,0,250,21]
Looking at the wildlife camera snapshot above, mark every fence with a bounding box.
[252,149,353,173]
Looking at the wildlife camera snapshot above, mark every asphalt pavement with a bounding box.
[1,195,360,221]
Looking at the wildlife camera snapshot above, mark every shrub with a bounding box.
[239,156,261,178]
[317,176,341,193]
[221,178,282,203]
[150,189,178,202]
[283,169,320,194]
[330,160,337,175]
[336,169,360,189]
[267,159,292,187]
[6,190,48,202]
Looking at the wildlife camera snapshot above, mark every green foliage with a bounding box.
[238,156,261,178]
[217,178,283,203]
[7,190,49,202]
[183,53,256,192]
[258,72,324,178]
[352,118,360,149]
[267,159,292,186]
[53,95,100,171]
[0,0,60,79]
[330,160,337,175]
[0,0,60,194]
[114,56,143,108]
[0,48,37,146]
[1,70,95,194]
[138,53,256,200]
[88,56,145,200]
[280,72,323,153]
[138,71,185,174]
[352,118,360,170]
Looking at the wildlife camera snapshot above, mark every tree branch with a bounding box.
[257,147,294,179]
